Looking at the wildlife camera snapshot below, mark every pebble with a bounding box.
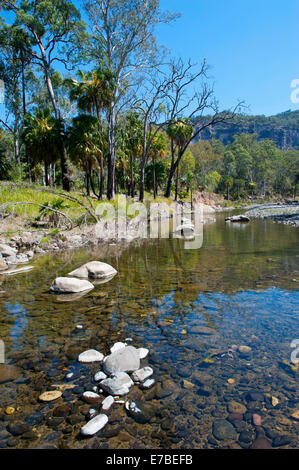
[228,401,247,414]
[272,396,279,407]
[252,413,262,426]
[78,349,104,363]
[102,396,114,412]
[212,419,237,441]
[76,325,84,329]
[39,391,62,402]
[291,410,299,421]
[239,345,252,354]
[82,391,101,404]
[87,409,98,420]
[81,414,108,437]
[140,378,155,390]
[5,407,15,415]
[66,373,74,380]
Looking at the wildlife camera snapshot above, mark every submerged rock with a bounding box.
[125,400,155,424]
[0,364,18,384]
[250,437,272,449]
[78,349,104,363]
[212,419,237,441]
[101,372,134,396]
[68,261,117,279]
[81,414,108,437]
[103,346,140,375]
[50,277,94,294]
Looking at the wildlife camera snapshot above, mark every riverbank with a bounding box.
[245,203,299,227]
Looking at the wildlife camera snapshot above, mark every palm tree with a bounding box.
[22,109,62,186]
[67,114,101,197]
[65,67,115,199]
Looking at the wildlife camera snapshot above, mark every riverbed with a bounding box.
[0,213,298,449]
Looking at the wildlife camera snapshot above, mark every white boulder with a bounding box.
[78,349,104,363]
[50,277,94,294]
[103,346,140,375]
[68,261,117,279]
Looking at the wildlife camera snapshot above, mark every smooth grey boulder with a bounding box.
[103,346,140,375]
[50,277,94,294]
[100,372,134,396]
[80,414,108,436]
[78,349,104,363]
[68,261,117,279]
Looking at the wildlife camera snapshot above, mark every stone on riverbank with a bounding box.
[103,346,140,375]
[68,261,117,279]
[0,243,17,257]
[81,413,108,437]
[94,371,107,382]
[78,349,104,363]
[50,277,94,294]
[110,342,127,354]
[0,257,7,271]
[101,372,134,396]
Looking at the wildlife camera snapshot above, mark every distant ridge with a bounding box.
[195,109,299,149]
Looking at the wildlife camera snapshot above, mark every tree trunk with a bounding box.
[107,104,116,200]
[153,159,156,199]
[175,164,179,201]
[130,155,134,198]
[139,164,145,202]
[44,162,49,186]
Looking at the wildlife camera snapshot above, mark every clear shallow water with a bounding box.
[0,214,298,449]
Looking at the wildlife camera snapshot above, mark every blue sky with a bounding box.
[1,0,299,118]
[157,0,299,116]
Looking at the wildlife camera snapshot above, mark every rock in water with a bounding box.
[39,391,62,402]
[101,372,134,396]
[212,419,237,441]
[103,346,140,375]
[140,378,156,390]
[138,348,149,359]
[225,215,250,223]
[68,261,117,279]
[250,437,272,449]
[132,367,153,383]
[110,342,127,354]
[78,349,104,363]
[125,400,155,424]
[94,371,107,382]
[0,364,18,384]
[80,414,108,437]
[102,396,114,412]
[82,392,102,404]
[50,277,94,294]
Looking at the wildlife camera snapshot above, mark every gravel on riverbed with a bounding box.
[245,204,299,227]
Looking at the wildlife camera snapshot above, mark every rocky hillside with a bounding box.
[195,110,299,149]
